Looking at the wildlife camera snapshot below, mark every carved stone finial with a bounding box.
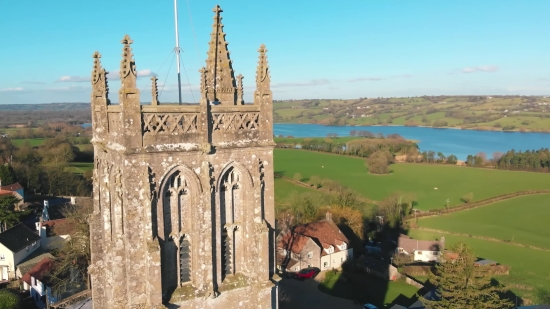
[151,77,159,105]
[120,34,137,87]
[237,74,244,105]
[204,5,237,104]
[256,44,270,91]
[91,51,109,99]
[199,67,207,100]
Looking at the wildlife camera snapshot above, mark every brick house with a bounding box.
[277,212,353,272]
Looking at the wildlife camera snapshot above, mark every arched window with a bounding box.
[220,167,241,279]
[159,170,194,293]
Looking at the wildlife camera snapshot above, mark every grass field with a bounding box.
[274,149,550,210]
[417,194,550,249]
[66,162,94,174]
[407,229,550,294]
[11,138,48,147]
[274,177,318,208]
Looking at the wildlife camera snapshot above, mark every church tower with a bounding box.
[88,5,279,308]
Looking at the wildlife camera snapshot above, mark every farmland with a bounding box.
[273,96,550,133]
[416,194,550,249]
[273,148,550,210]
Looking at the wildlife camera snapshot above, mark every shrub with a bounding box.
[308,175,322,188]
[292,173,303,182]
[0,289,21,309]
[461,192,474,203]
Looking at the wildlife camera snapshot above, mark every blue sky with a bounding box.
[1,0,550,104]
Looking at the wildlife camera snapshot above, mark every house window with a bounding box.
[0,254,4,260]
[307,252,313,259]
[323,262,328,268]
[26,246,29,252]
[294,266,298,271]
[32,241,37,247]
[341,257,344,263]
[433,251,439,255]
[417,251,423,255]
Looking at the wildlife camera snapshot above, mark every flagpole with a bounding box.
[174,0,183,105]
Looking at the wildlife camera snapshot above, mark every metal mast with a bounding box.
[174,0,183,105]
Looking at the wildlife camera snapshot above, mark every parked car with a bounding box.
[294,267,320,280]
[363,304,379,309]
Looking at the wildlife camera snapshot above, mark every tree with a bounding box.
[0,289,21,309]
[0,164,16,185]
[49,199,93,294]
[0,195,21,231]
[292,173,303,182]
[366,149,393,174]
[421,242,513,309]
[461,192,474,203]
[378,193,404,228]
[446,154,458,165]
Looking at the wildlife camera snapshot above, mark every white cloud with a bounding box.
[0,87,24,92]
[57,69,157,83]
[348,77,383,82]
[461,65,499,73]
[57,76,90,82]
[272,79,330,88]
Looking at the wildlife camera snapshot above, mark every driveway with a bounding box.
[279,277,363,309]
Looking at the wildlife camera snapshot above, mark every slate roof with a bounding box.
[0,223,41,253]
[397,235,441,254]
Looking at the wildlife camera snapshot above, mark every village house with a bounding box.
[396,234,443,263]
[0,223,41,281]
[0,180,25,211]
[277,212,353,272]
[21,257,58,309]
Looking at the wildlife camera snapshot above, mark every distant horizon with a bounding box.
[1,93,550,106]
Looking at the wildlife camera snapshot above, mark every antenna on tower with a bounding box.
[173,0,183,105]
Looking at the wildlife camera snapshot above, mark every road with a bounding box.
[279,277,363,309]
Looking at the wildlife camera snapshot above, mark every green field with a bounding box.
[66,162,94,174]
[417,194,550,249]
[274,149,550,210]
[11,138,48,147]
[407,229,550,293]
[274,177,318,208]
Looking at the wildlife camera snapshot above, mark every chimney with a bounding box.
[326,210,332,222]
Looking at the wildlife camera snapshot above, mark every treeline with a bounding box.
[464,148,550,172]
[288,132,418,158]
[2,124,92,141]
[0,137,92,196]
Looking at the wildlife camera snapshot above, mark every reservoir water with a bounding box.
[273,124,550,160]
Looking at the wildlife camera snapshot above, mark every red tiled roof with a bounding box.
[397,235,441,254]
[293,219,349,249]
[0,182,23,192]
[21,257,55,285]
[42,219,75,237]
[278,232,312,254]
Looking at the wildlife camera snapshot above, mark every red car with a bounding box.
[294,267,320,280]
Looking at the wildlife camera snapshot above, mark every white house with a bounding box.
[21,257,58,309]
[277,212,354,272]
[396,234,443,263]
[0,223,41,281]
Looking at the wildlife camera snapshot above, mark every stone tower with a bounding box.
[88,5,278,308]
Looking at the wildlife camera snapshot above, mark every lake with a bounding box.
[82,123,549,160]
[274,124,550,160]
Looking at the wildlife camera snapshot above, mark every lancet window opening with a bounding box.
[220,167,241,279]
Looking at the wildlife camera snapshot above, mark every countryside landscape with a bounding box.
[0,99,549,308]
[2,0,550,308]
